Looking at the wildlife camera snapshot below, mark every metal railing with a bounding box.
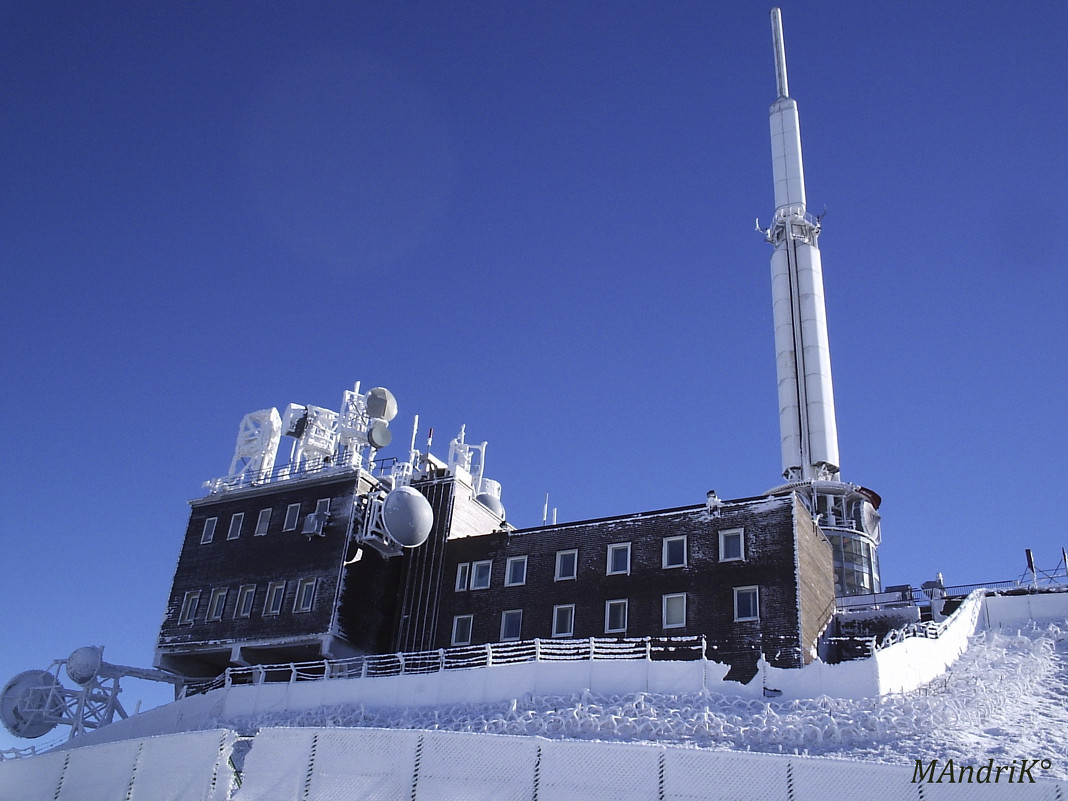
[939,579,1021,596]
[182,636,709,697]
[204,455,401,494]
[829,589,990,660]
[833,579,1030,612]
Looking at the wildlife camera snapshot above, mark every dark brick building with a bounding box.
[436,492,834,679]
[156,452,836,683]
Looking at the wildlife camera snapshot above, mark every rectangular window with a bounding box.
[451,614,473,646]
[293,578,316,612]
[605,599,628,634]
[302,498,330,535]
[264,581,286,616]
[555,549,578,581]
[455,563,470,592]
[255,508,271,536]
[719,528,745,562]
[471,560,492,590]
[552,604,575,637]
[663,535,687,568]
[234,585,256,619]
[200,518,217,544]
[206,588,228,621]
[500,609,523,641]
[607,543,631,575]
[226,513,244,540]
[283,503,301,532]
[505,555,527,587]
[663,593,686,629]
[734,586,759,621]
[179,590,200,624]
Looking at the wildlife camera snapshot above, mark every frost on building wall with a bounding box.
[157,422,836,684]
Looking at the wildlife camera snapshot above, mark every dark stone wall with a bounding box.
[157,470,830,684]
[434,495,803,680]
[157,475,359,656]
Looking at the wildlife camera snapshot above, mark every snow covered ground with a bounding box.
[206,620,1068,780]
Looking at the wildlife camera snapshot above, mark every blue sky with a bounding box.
[2,1,1066,749]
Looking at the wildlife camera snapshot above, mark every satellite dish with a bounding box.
[65,646,104,686]
[1,670,61,739]
[381,486,433,547]
[474,492,505,519]
[367,423,392,449]
[365,387,398,422]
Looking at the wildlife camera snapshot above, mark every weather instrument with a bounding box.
[1,646,182,741]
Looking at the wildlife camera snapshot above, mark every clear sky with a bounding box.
[2,1,1066,750]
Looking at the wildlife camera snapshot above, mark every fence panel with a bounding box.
[306,728,419,801]
[537,738,661,801]
[232,727,315,800]
[0,748,67,801]
[416,730,538,801]
[54,737,141,801]
[128,730,238,801]
[790,756,909,801]
[662,749,787,801]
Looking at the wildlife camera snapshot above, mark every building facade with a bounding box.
[156,421,837,684]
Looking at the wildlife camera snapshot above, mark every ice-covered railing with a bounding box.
[830,589,989,660]
[182,636,711,697]
[834,579,1026,612]
[204,455,400,494]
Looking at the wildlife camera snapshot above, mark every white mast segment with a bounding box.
[766,7,840,482]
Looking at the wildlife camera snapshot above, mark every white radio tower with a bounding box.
[761,8,882,596]
[766,7,839,484]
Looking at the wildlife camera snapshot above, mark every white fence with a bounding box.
[5,726,1065,801]
[0,729,237,801]
[185,637,708,697]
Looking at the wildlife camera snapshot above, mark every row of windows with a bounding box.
[454,530,746,591]
[449,586,760,646]
[176,578,318,624]
[199,499,331,544]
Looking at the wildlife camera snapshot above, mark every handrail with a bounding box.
[204,456,401,494]
[830,589,987,660]
[834,579,1031,612]
[182,635,709,697]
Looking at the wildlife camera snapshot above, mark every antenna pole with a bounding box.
[766,6,839,482]
[770,8,789,98]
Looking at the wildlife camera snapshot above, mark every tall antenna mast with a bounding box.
[763,10,883,597]
[771,7,789,99]
[766,7,839,482]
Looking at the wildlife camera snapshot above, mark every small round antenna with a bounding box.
[367,423,392,449]
[65,646,104,686]
[0,670,61,739]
